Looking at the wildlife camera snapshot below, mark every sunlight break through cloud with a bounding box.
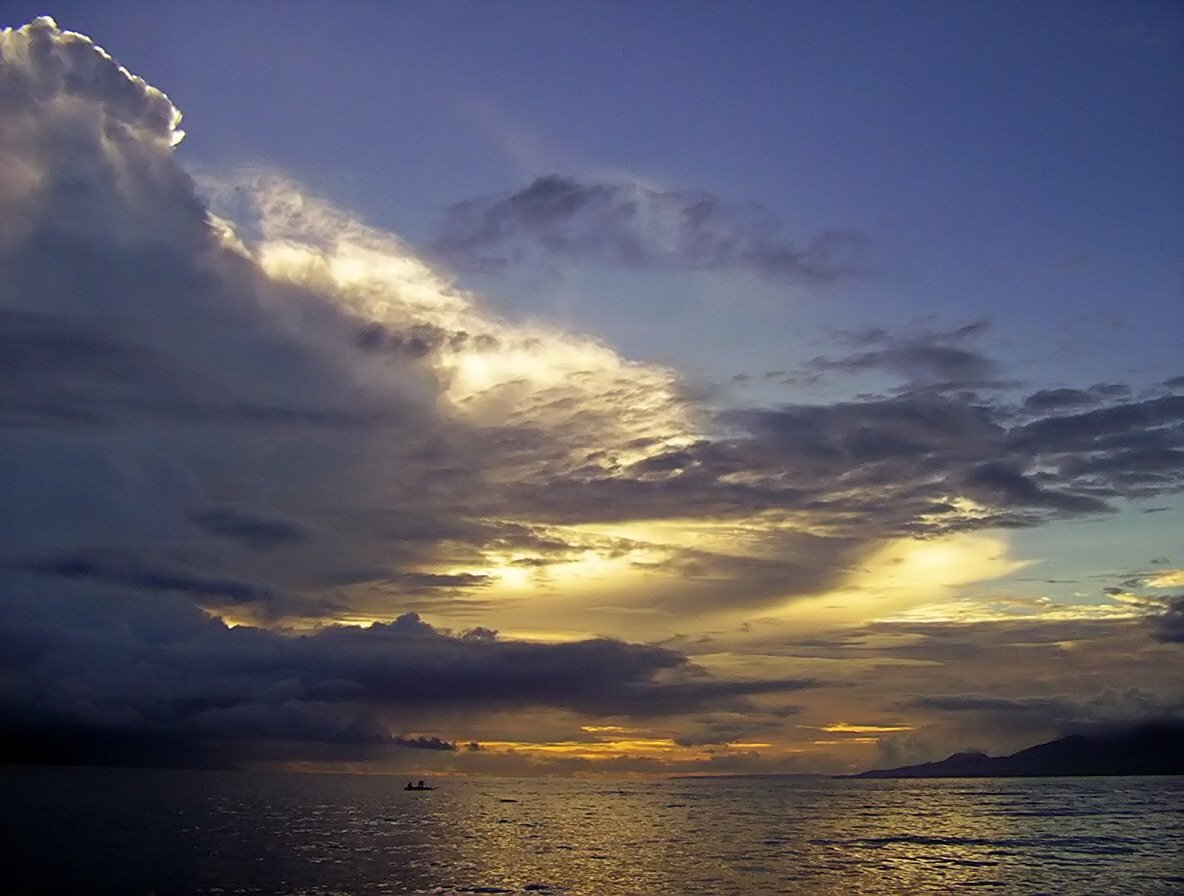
[224,171,701,453]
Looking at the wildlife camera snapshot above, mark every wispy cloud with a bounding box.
[804,321,1001,387]
[430,174,867,285]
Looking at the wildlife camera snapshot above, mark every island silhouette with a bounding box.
[852,722,1184,778]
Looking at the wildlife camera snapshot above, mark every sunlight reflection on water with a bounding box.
[1,768,1181,894]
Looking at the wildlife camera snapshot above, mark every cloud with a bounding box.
[671,715,793,747]
[505,376,1173,550]
[0,17,180,142]
[381,571,492,595]
[1,549,335,620]
[1108,569,1184,644]
[0,592,810,766]
[391,735,457,751]
[0,18,698,608]
[961,461,1110,514]
[1153,598,1184,643]
[760,610,1184,761]
[1,18,1182,769]
[1008,395,1184,454]
[7,551,273,603]
[728,385,1184,528]
[905,690,1184,734]
[430,174,866,285]
[1021,384,1130,413]
[192,507,307,551]
[805,321,1001,387]
[4,20,1179,622]
[1144,569,1184,589]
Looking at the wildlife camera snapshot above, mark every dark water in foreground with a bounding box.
[1,767,1181,895]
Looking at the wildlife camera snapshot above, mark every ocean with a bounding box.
[1,767,1180,895]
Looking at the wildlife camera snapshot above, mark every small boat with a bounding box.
[404,780,434,791]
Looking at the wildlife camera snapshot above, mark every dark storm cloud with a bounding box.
[4,551,295,610]
[9,552,269,603]
[431,174,866,284]
[284,615,814,716]
[159,399,395,428]
[192,507,307,551]
[0,595,813,766]
[0,308,175,428]
[0,308,393,433]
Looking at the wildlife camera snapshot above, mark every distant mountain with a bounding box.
[852,723,1184,778]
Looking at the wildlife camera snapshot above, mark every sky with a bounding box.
[0,2,1181,776]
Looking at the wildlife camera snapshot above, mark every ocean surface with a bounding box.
[1,767,1181,895]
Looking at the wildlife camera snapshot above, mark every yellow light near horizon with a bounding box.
[490,628,593,643]
[915,599,1140,624]
[476,737,774,763]
[477,738,692,761]
[821,723,914,734]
